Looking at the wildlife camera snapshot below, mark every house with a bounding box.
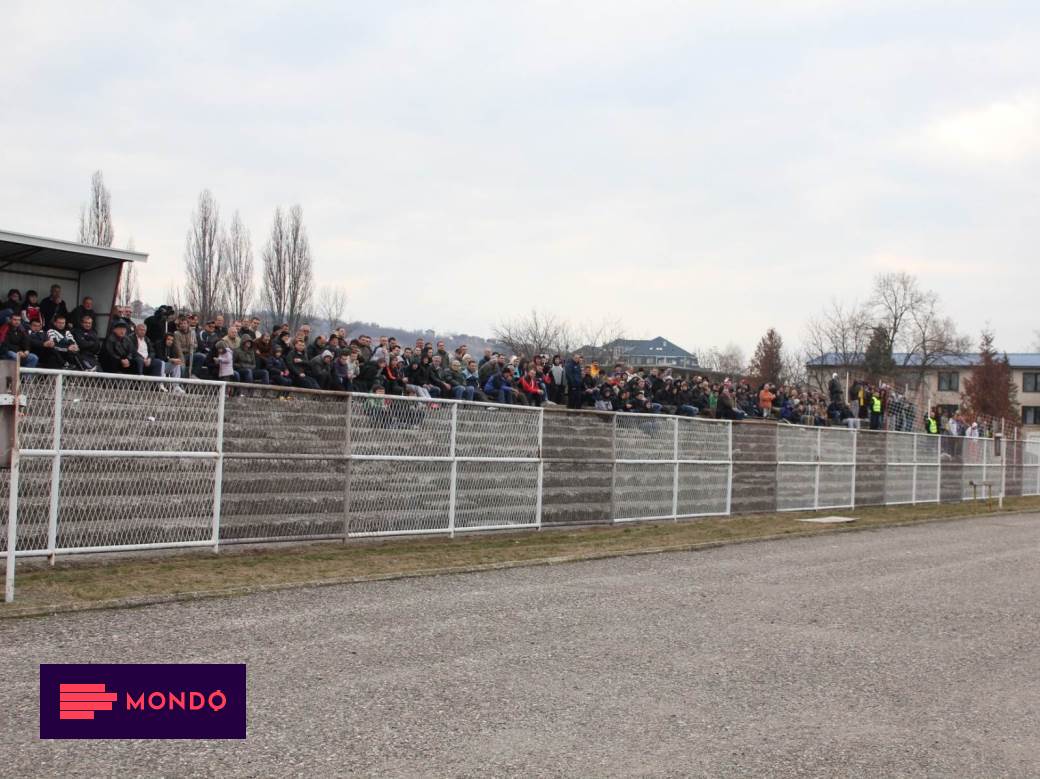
[806,352,1040,433]
[581,337,700,371]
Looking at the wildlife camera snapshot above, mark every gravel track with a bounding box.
[3,513,1039,777]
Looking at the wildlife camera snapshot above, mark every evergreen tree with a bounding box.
[863,325,895,378]
[961,329,1019,423]
[749,328,784,385]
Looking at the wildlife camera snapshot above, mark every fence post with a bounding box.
[210,387,226,553]
[4,367,22,603]
[609,415,618,522]
[448,402,458,538]
[999,419,1006,509]
[814,427,822,511]
[535,407,544,531]
[910,433,918,505]
[343,394,353,541]
[936,432,942,503]
[726,421,733,516]
[671,417,679,520]
[850,427,857,509]
[46,373,63,565]
[4,454,18,603]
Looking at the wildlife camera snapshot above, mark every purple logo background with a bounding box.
[40,664,247,739]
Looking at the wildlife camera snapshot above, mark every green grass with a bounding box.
[3,496,1039,618]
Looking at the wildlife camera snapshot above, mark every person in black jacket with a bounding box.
[27,318,61,368]
[354,356,383,393]
[408,354,441,397]
[565,354,584,409]
[40,284,69,328]
[71,314,101,370]
[286,339,319,389]
[1,313,38,366]
[99,321,137,374]
[144,305,176,343]
[266,345,292,386]
[69,296,96,330]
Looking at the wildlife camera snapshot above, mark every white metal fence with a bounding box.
[776,425,857,511]
[612,415,732,523]
[3,368,1035,602]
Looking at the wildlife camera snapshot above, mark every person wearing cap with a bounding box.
[100,320,137,373]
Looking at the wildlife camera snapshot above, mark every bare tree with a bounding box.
[262,205,313,331]
[700,344,746,376]
[221,211,254,321]
[1034,330,1040,351]
[316,285,349,330]
[77,170,114,247]
[492,309,573,358]
[164,282,185,312]
[184,190,225,321]
[118,235,140,305]
[803,299,873,367]
[869,272,968,372]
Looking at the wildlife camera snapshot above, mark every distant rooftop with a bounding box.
[807,352,1040,369]
[604,337,698,362]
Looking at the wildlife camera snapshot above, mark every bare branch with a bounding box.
[77,170,114,247]
[492,309,573,358]
[184,189,224,321]
[261,205,313,331]
[221,211,254,321]
[316,285,349,330]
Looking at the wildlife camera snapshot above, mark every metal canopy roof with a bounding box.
[0,228,148,272]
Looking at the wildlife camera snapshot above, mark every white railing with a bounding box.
[2,367,1031,602]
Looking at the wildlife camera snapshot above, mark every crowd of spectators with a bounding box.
[0,288,993,436]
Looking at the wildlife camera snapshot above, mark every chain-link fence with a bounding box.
[3,369,223,559]
[611,415,733,523]
[1023,440,1040,497]
[776,424,856,511]
[4,368,1034,602]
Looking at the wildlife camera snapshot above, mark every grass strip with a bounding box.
[3,496,1038,619]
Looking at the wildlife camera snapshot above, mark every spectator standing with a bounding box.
[869,386,883,431]
[565,354,584,409]
[758,383,775,418]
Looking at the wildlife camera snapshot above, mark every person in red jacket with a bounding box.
[519,367,546,406]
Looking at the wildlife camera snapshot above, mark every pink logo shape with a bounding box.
[59,683,117,720]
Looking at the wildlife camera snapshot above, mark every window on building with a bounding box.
[1023,373,1040,393]
[938,404,959,417]
[1024,407,1040,426]
[937,371,959,391]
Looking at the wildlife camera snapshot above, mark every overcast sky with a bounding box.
[3,1,1038,355]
